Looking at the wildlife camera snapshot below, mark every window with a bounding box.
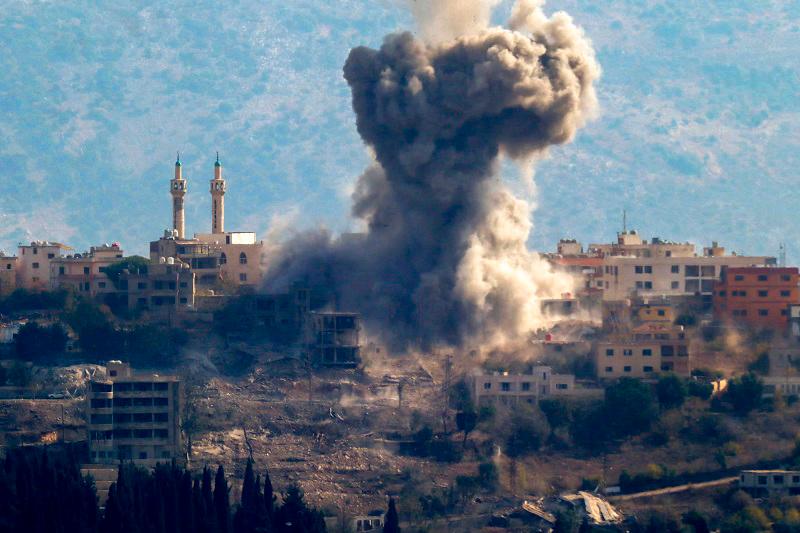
[758,275,768,281]
[521,382,530,391]
[90,414,112,424]
[134,382,152,391]
[133,413,152,422]
[98,282,106,288]
[657,309,665,316]
[180,282,187,288]
[671,281,679,289]
[645,266,653,273]
[154,429,169,439]
[671,265,680,274]
[32,248,37,255]
[701,266,715,277]
[154,413,169,422]
[239,273,247,282]
[239,252,247,265]
[154,398,169,407]
[781,290,791,297]
[792,476,800,483]
[139,452,148,460]
[83,267,90,275]
[758,309,769,316]
[735,275,744,281]
[220,252,227,265]
[134,429,152,439]
[719,291,726,297]
[48,253,54,259]
[91,382,112,393]
[133,398,153,407]
[635,266,644,274]
[32,262,39,269]
[114,398,131,407]
[685,265,700,277]
[643,366,653,372]
[483,382,491,390]
[642,349,652,356]
[114,429,132,439]
[758,290,768,297]
[138,282,147,290]
[556,383,568,390]
[733,309,748,317]
[623,366,632,373]
[605,366,613,373]
[774,475,784,484]
[154,382,168,391]
[685,279,700,292]
[58,266,65,275]
[782,309,788,316]
[501,382,511,392]
[661,345,675,357]
[606,349,614,356]
[113,413,132,423]
[623,349,633,356]
[90,399,111,408]
[782,275,792,282]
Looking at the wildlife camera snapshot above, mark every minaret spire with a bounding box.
[211,152,226,234]
[170,154,187,239]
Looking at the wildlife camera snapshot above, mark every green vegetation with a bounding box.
[13,322,68,361]
[102,256,149,289]
[657,374,688,410]
[0,288,69,314]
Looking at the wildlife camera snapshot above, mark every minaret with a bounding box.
[210,152,226,234]
[170,153,187,239]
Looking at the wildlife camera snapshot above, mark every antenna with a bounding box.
[623,209,627,234]
[780,243,787,268]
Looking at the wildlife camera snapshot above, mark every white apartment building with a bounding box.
[471,367,601,406]
[582,232,774,300]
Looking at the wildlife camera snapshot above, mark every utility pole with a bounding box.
[441,354,452,434]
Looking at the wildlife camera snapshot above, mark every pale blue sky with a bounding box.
[0,1,798,259]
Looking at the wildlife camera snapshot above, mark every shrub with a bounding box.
[14,322,68,361]
[688,379,713,400]
[605,378,658,437]
[656,374,688,410]
[505,408,550,458]
[726,373,764,415]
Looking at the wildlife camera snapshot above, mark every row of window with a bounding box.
[89,409,170,423]
[90,397,170,409]
[721,290,792,298]
[482,382,569,392]
[89,428,169,439]
[605,345,688,357]
[604,364,670,374]
[632,265,718,276]
[731,309,788,317]
[91,382,170,392]
[733,274,792,282]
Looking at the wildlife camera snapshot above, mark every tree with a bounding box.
[604,378,658,437]
[103,256,150,289]
[14,322,68,361]
[554,509,578,533]
[215,465,231,533]
[505,408,550,458]
[683,510,710,533]
[539,398,572,430]
[234,459,269,533]
[656,374,687,410]
[726,373,763,415]
[478,462,498,492]
[8,361,33,388]
[274,485,326,532]
[455,410,477,447]
[384,497,400,533]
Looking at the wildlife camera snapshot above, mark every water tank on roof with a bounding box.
[167,257,175,265]
[159,257,166,264]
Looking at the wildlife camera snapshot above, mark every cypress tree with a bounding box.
[263,469,274,520]
[202,466,217,533]
[214,465,230,533]
[384,497,400,533]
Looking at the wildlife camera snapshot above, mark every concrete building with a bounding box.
[16,241,71,290]
[470,367,601,406]
[713,266,799,330]
[87,361,182,465]
[305,311,361,367]
[595,325,690,379]
[153,156,265,291]
[557,232,774,301]
[50,243,124,296]
[740,470,800,495]
[122,259,195,316]
[0,253,17,296]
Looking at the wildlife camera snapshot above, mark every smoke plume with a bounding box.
[262,0,600,353]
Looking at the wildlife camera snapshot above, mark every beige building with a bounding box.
[16,241,70,290]
[50,243,124,296]
[588,232,774,300]
[740,470,800,494]
[0,253,17,296]
[594,324,691,379]
[153,155,265,291]
[87,361,182,465]
[471,367,601,406]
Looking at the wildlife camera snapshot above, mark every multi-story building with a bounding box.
[739,470,800,495]
[50,243,124,296]
[587,233,774,301]
[594,324,690,379]
[123,259,195,316]
[151,156,265,291]
[713,266,799,330]
[0,253,17,296]
[305,311,361,367]
[16,241,71,290]
[470,366,602,406]
[87,361,182,465]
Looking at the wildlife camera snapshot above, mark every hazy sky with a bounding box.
[0,1,798,259]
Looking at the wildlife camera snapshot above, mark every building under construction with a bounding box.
[305,311,361,367]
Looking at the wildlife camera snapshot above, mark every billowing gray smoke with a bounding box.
[262,0,600,353]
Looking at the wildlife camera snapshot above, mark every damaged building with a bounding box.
[305,311,361,367]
